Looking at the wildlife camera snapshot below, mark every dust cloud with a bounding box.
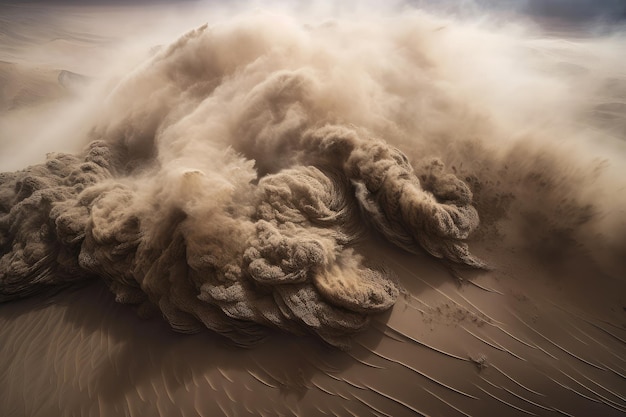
[1,2,625,348]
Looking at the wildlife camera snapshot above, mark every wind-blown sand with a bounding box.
[1,2,625,416]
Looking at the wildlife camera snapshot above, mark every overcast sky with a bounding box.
[486,0,625,21]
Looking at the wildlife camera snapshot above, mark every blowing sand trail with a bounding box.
[1,3,625,416]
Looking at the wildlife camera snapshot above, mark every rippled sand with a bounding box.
[2,238,625,416]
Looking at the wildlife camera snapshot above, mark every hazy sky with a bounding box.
[488,0,626,21]
[2,0,626,20]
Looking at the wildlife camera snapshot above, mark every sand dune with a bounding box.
[2,240,625,416]
[1,2,625,416]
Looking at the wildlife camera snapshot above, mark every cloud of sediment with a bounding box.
[1,4,625,347]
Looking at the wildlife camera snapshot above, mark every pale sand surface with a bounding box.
[1,4,625,417]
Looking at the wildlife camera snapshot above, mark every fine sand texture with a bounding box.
[1,3,625,416]
[2,239,625,416]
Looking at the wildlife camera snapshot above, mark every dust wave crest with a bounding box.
[0,15,488,348]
